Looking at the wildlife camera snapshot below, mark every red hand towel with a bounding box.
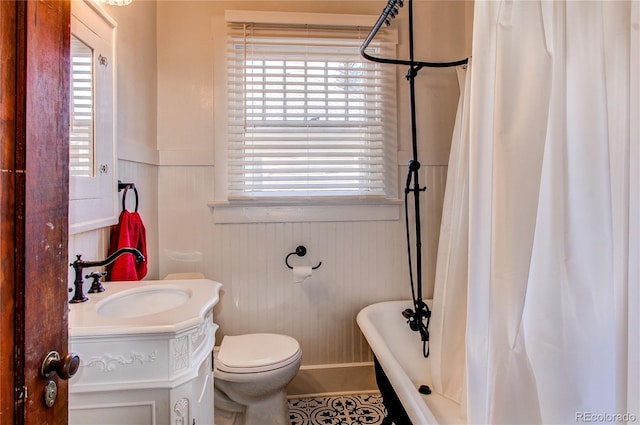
[106,210,148,281]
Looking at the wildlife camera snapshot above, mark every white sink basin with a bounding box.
[96,285,192,318]
[69,279,222,337]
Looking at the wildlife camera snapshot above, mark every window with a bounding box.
[226,14,397,201]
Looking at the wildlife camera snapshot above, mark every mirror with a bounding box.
[70,35,94,177]
[69,0,117,234]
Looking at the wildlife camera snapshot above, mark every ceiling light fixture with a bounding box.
[99,0,132,6]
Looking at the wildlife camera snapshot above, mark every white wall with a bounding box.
[69,0,159,293]
[68,0,471,366]
[156,0,470,365]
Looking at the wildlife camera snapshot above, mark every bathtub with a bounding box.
[357,300,466,424]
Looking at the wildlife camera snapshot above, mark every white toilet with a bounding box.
[213,333,302,425]
[162,273,301,425]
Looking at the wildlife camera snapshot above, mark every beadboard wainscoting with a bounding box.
[153,0,466,378]
[60,0,470,400]
[158,164,448,368]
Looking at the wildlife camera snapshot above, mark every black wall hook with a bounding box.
[285,245,322,270]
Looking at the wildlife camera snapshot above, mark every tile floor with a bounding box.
[289,393,387,425]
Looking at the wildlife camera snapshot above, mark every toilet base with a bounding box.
[244,391,290,425]
[214,386,290,425]
[212,335,301,425]
[214,408,244,425]
[214,387,245,425]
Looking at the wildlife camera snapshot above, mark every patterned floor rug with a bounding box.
[289,393,387,425]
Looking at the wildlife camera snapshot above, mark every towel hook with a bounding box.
[118,180,138,212]
[285,245,322,270]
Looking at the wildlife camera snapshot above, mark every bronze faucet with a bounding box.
[70,248,145,303]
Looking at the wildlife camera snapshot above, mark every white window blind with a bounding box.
[226,19,396,200]
[70,36,94,177]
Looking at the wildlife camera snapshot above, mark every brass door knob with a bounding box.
[40,351,80,380]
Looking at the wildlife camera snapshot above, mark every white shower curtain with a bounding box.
[430,63,470,405]
[432,1,640,423]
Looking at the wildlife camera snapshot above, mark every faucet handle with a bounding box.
[86,271,107,294]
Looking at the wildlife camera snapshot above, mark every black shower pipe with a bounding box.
[361,0,469,358]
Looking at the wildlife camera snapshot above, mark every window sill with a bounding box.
[208,198,402,224]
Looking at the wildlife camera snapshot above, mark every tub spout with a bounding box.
[402,303,430,343]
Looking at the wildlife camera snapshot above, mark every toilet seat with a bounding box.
[216,333,301,373]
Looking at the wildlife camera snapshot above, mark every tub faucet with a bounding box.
[70,248,145,303]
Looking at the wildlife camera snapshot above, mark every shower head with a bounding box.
[382,0,404,27]
[360,0,468,68]
[360,0,405,62]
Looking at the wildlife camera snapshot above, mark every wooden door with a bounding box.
[1,0,20,420]
[1,0,71,423]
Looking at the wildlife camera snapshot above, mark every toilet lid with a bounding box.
[217,333,300,373]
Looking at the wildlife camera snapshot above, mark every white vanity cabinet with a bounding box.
[171,352,215,425]
[68,279,222,425]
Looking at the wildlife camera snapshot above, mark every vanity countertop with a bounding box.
[69,279,222,337]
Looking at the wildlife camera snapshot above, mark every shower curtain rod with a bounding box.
[359,0,469,68]
[361,0,469,359]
